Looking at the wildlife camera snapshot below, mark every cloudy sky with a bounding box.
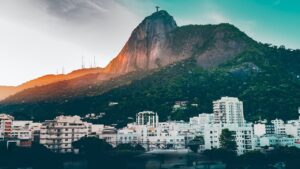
[1,0,299,86]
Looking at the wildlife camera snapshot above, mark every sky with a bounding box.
[0,0,300,86]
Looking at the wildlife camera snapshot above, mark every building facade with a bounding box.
[0,114,14,139]
[40,116,91,153]
[213,97,245,127]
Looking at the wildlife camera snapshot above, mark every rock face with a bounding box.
[104,10,177,74]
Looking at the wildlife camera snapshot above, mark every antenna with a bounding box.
[62,67,65,74]
[93,56,96,68]
[82,56,85,69]
[155,6,160,12]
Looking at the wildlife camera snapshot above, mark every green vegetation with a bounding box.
[204,146,300,169]
[220,129,237,152]
[0,138,146,169]
[187,136,204,153]
[0,142,63,169]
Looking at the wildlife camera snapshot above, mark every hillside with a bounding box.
[1,42,299,124]
[0,67,103,100]
[0,11,299,124]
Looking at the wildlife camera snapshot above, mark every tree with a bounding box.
[73,137,114,169]
[115,143,135,151]
[219,128,237,151]
[239,151,267,169]
[134,144,146,151]
[203,148,237,169]
[72,136,113,155]
[188,136,204,153]
[269,146,300,169]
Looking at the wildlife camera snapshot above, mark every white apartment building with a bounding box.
[232,124,254,155]
[136,111,159,127]
[204,123,254,155]
[203,97,255,155]
[117,120,192,150]
[271,119,286,135]
[40,116,91,153]
[117,128,139,144]
[11,121,33,140]
[204,123,222,149]
[260,135,294,147]
[190,113,214,135]
[11,127,32,140]
[213,97,245,127]
[0,114,14,139]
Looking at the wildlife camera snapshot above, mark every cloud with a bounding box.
[0,0,141,85]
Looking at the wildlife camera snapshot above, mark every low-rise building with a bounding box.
[100,126,117,147]
[260,135,295,147]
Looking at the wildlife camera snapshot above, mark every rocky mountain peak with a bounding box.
[132,10,177,39]
[104,10,177,74]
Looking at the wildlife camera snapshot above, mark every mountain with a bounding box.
[1,11,253,104]
[104,10,178,73]
[0,67,103,100]
[0,10,299,124]
[0,86,15,101]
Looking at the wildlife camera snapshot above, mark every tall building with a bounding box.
[136,111,159,127]
[213,97,245,126]
[0,114,14,139]
[40,116,91,153]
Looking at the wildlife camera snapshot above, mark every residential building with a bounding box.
[40,116,91,153]
[271,119,286,135]
[204,123,254,155]
[260,135,295,147]
[0,114,14,139]
[213,97,245,127]
[100,126,117,147]
[190,113,214,135]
